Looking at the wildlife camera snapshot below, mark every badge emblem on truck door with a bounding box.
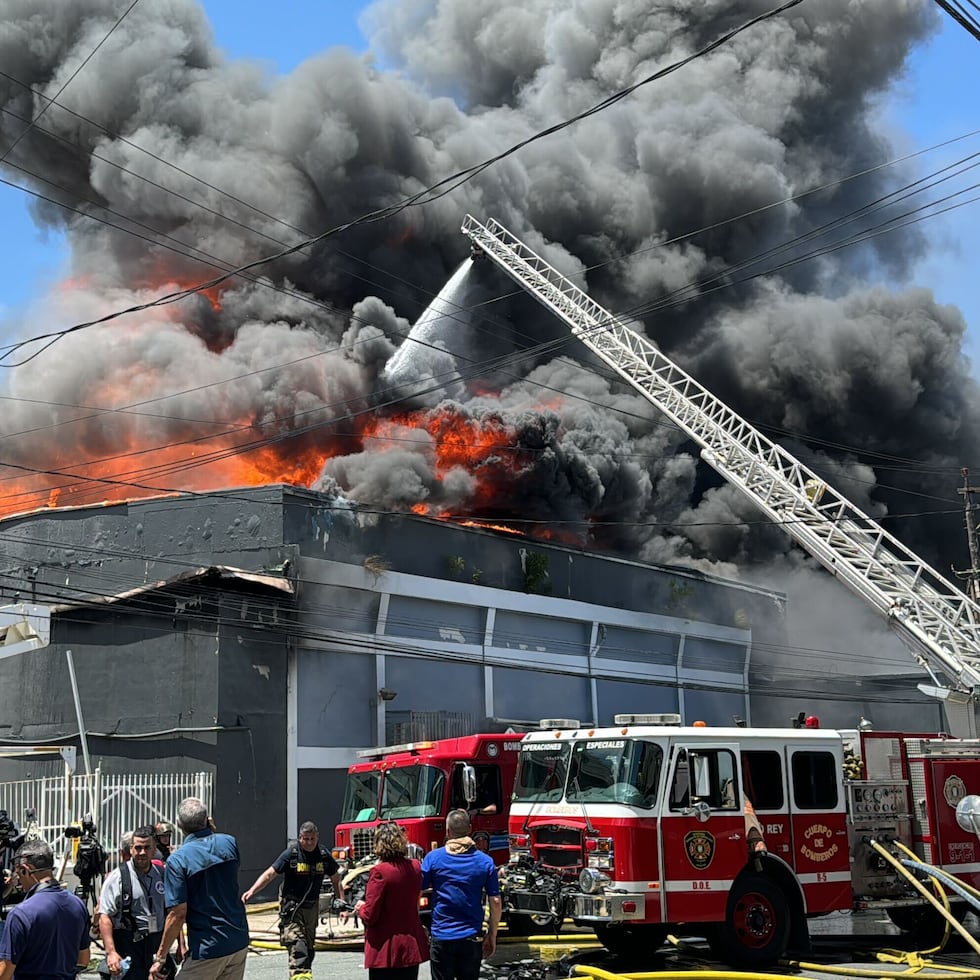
[945,775,967,808]
[685,831,715,870]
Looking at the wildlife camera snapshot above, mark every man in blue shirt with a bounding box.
[421,809,501,980]
[150,798,248,980]
[0,839,90,980]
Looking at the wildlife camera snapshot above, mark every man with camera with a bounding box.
[241,821,344,979]
[0,809,25,946]
[0,839,91,980]
[98,826,167,979]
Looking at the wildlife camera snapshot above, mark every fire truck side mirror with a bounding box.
[681,801,711,823]
[462,764,477,806]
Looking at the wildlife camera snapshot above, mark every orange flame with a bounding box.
[0,295,587,546]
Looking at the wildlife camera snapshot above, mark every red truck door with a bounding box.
[661,742,749,923]
[786,745,851,912]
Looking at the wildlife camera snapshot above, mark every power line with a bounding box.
[0,0,142,164]
[0,0,804,367]
[2,75,978,490]
[934,0,980,41]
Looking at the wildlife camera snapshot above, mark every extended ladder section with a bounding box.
[461,213,980,714]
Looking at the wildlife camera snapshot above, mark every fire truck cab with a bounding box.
[334,733,524,914]
[504,716,980,965]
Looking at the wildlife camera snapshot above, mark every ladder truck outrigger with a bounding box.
[460,214,980,964]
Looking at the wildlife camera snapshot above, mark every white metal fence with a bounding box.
[0,769,213,871]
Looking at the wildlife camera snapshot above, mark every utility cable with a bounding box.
[0,0,141,164]
[934,0,980,41]
[0,0,804,366]
[3,81,979,487]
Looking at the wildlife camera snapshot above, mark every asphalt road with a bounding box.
[239,912,980,979]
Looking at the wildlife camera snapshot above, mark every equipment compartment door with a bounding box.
[927,757,980,890]
[661,743,747,923]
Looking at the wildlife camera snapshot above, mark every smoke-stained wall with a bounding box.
[0,583,289,885]
[0,485,806,844]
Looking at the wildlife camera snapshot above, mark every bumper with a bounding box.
[505,891,556,915]
[569,892,646,922]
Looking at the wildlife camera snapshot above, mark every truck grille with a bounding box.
[352,828,375,861]
[533,825,583,870]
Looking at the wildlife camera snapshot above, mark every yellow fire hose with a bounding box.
[570,841,980,980]
[575,963,980,980]
[869,838,980,959]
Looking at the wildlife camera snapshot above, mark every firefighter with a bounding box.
[241,822,344,979]
[744,799,767,856]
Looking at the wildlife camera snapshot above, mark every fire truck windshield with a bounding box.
[513,742,571,802]
[514,739,664,807]
[567,738,663,807]
[341,770,381,823]
[380,764,445,819]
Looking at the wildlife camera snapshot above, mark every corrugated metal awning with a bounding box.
[51,564,294,612]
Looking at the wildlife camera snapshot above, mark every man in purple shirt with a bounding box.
[0,839,90,980]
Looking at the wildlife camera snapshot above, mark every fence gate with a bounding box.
[0,769,213,870]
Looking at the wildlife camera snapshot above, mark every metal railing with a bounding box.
[0,768,212,871]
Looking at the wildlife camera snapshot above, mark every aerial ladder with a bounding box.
[461,214,980,736]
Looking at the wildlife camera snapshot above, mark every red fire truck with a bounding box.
[333,733,525,918]
[503,714,980,964]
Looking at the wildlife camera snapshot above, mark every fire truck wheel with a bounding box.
[885,902,969,946]
[717,873,790,967]
[594,923,668,958]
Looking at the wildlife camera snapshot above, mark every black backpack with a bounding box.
[117,862,144,939]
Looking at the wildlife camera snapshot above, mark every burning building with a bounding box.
[0,0,970,867]
[0,483,943,879]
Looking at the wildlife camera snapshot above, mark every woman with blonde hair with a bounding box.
[348,822,429,980]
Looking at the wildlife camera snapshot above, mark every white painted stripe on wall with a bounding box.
[297,746,368,769]
[296,557,751,643]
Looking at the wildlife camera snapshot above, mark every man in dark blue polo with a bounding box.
[0,839,90,980]
[150,798,248,980]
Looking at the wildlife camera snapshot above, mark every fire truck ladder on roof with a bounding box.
[461,213,980,736]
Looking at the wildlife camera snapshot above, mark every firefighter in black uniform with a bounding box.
[242,821,344,979]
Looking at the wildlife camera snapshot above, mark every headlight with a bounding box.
[579,868,609,894]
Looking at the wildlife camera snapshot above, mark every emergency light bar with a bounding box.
[614,713,682,726]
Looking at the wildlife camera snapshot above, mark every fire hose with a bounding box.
[569,840,980,980]
[572,968,980,980]
[868,838,980,958]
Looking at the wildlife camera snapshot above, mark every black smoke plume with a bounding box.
[0,0,976,677]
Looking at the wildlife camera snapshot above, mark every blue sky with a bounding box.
[1,1,978,362]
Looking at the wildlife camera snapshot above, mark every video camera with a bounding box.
[64,814,106,901]
[0,810,25,851]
